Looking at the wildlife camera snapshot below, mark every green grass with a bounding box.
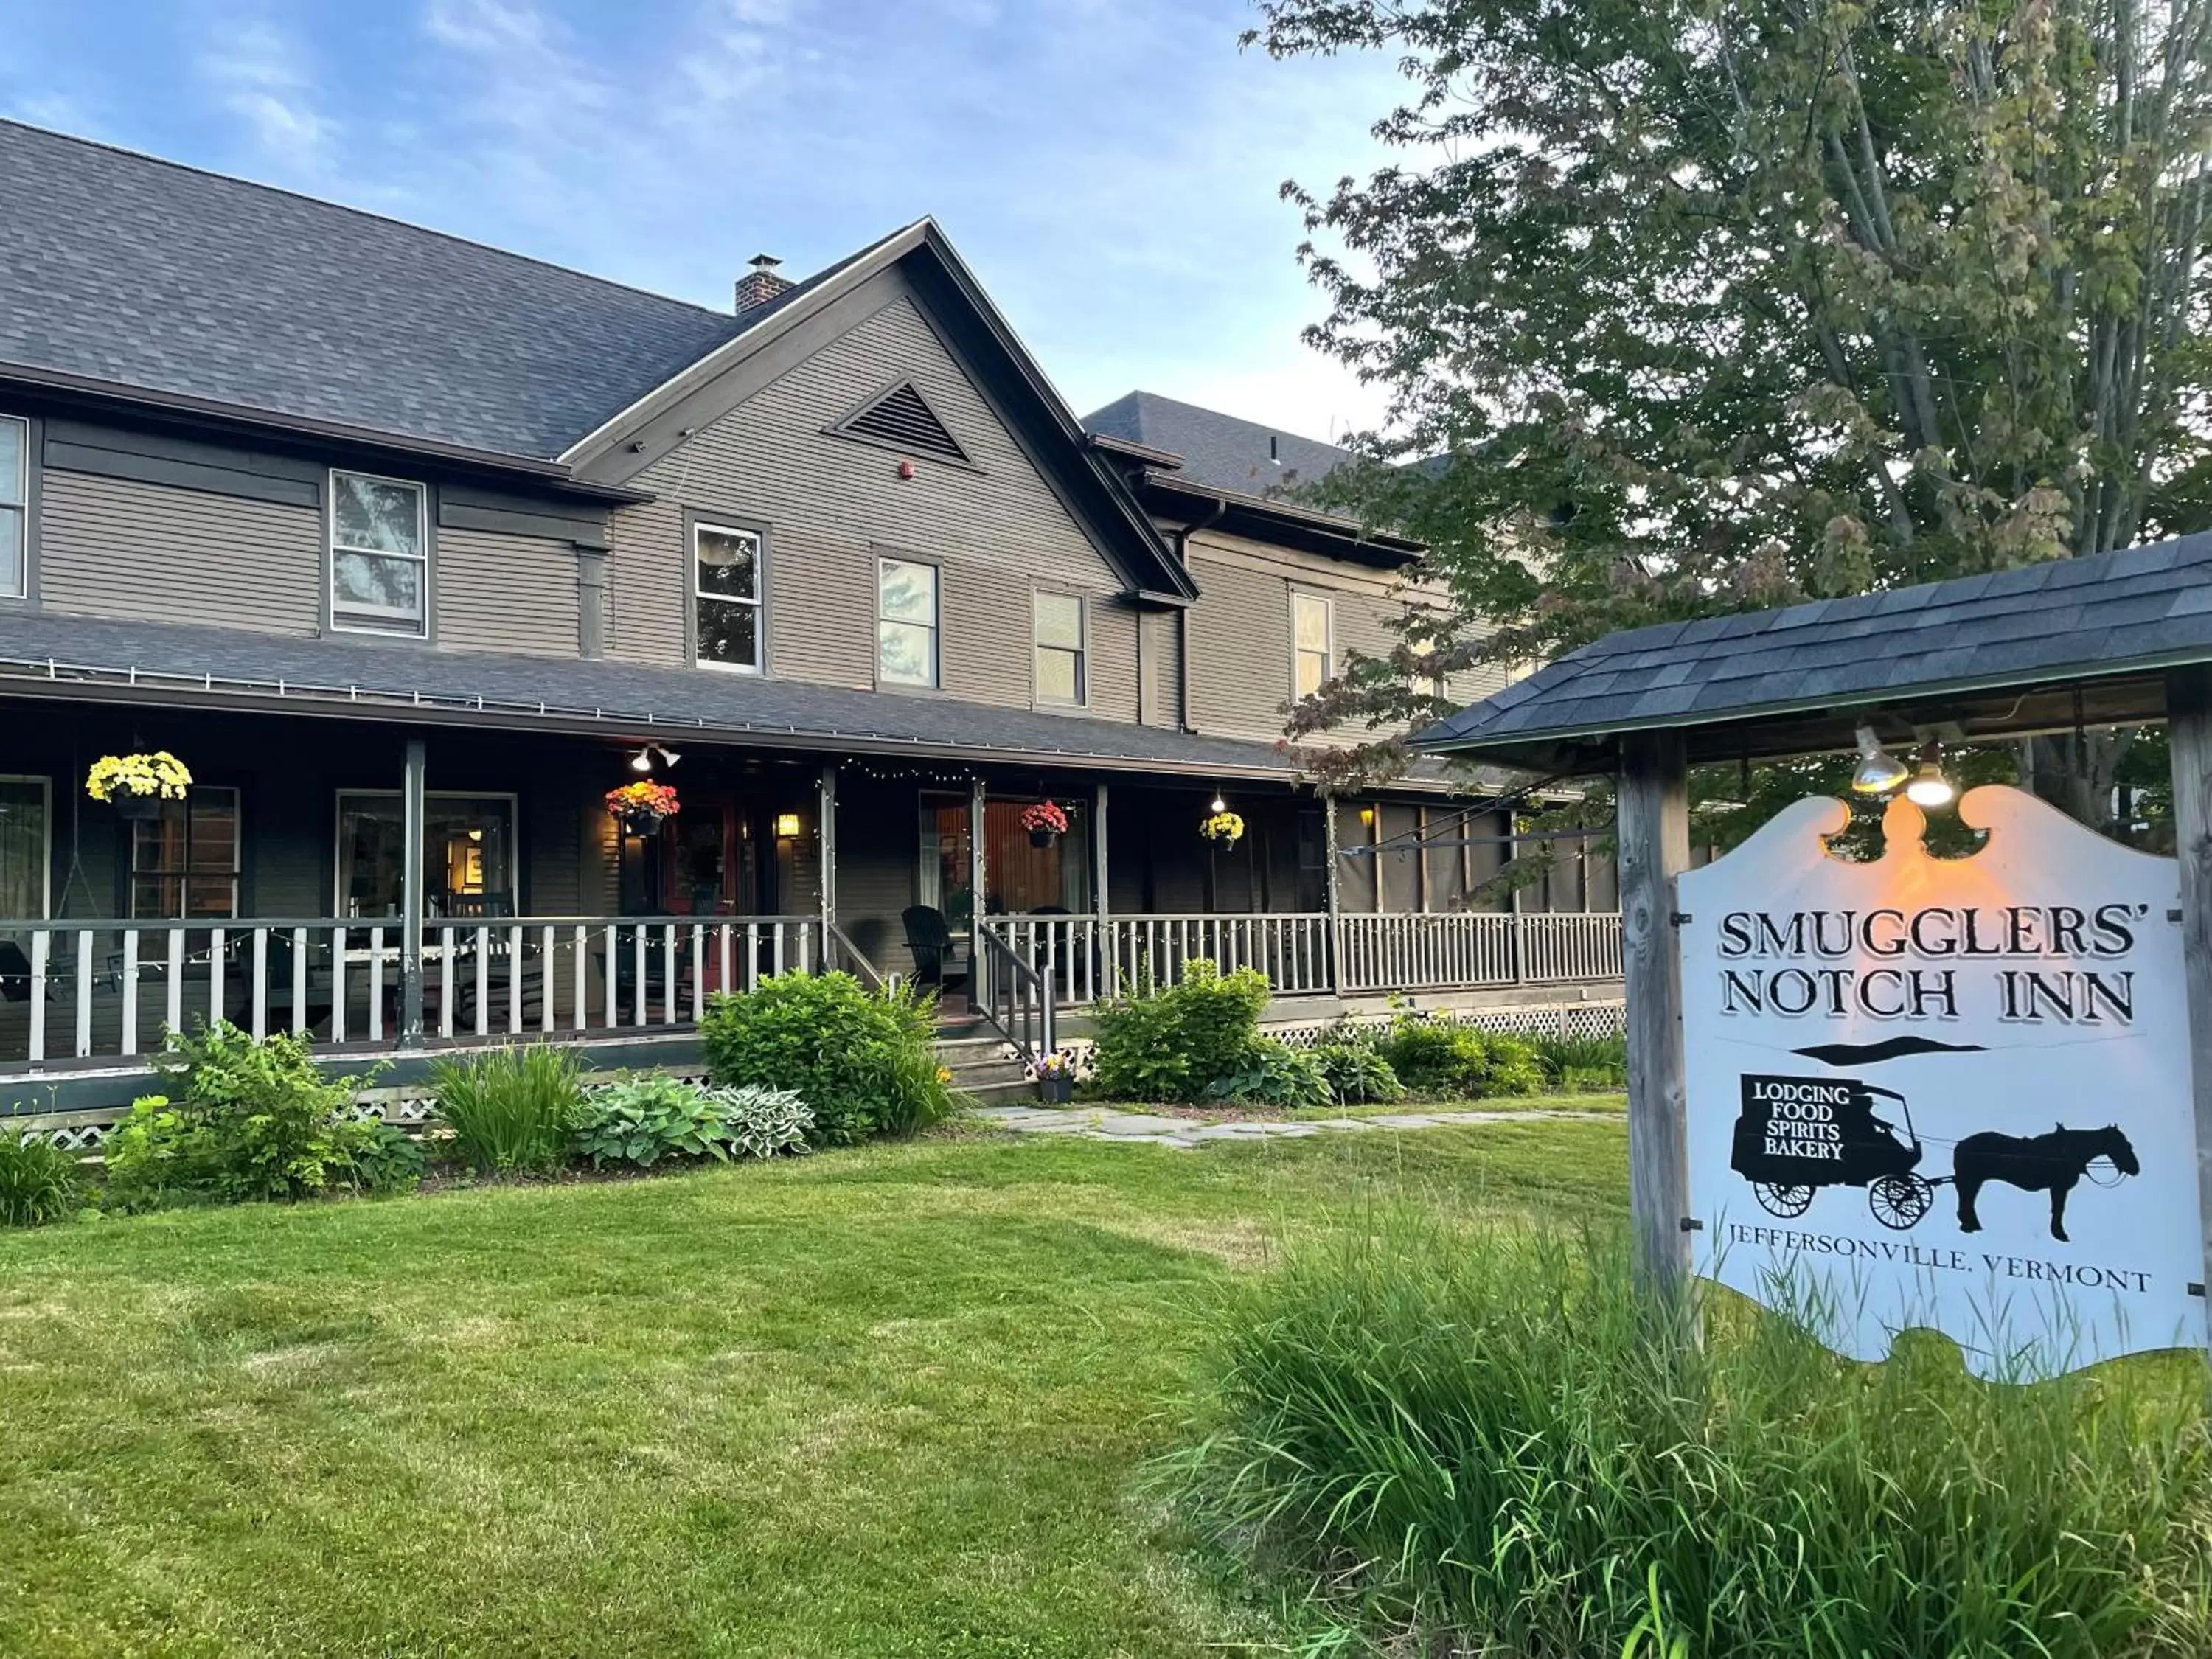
[0,1118,1626,1658]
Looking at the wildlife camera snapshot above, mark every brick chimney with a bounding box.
[734,254,794,313]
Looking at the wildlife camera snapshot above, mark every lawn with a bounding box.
[0,1113,1627,1658]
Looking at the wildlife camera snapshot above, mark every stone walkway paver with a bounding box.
[973,1103,1594,1151]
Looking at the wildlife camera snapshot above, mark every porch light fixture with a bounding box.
[630,747,654,773]
[1209,791,1226,813]
[773,812,803,839]
[1905,741,1956,810]
[1848,725,1911,795]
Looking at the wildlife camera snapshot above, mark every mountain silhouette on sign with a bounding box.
[1791,1036,1987,1066]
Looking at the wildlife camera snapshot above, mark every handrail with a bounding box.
[975,921,1053,1065]
[822,921,888,993]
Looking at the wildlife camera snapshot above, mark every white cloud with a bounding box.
[196,18,333,171]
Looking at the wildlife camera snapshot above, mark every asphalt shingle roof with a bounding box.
[1084,390,1363,505]
[0,611,1333,781]
[0,119,787,460]
[1416,532,2212,770]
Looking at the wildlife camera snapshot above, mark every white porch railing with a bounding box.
[989,909,1622,1011]
[0,915,818,1071]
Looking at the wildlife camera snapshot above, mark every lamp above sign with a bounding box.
[1677,785,2206,1380]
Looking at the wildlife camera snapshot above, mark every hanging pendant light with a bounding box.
[1209,790,1226,813]
[1848,726,1910,795]
[1905,741,1955,809]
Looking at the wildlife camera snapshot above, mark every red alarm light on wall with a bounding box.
[897,458,917,480]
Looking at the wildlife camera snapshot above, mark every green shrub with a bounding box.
[573,1076,813,1168]
[1204,1037,1333,1108]
[1380,1018,1543,1099]
[427,1044,583,1175]
[1091,959,1271,1103]
[0,1133,81,1226]
[700,973,953,1146]
[1530,1031,1629,1091]
[102,1022,402,1210]
[1307,1040,1405,1105]
[1167,1218,2212,1657]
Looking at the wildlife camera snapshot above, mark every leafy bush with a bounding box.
[1204,1038,1333,1108]
[700,973,954,1146]
[1380,1018,1543,1099]
[573,1076,813,1168]
[102,1022,403,1210]
[1307,1040,1405,1105]
[1167,1218,2212,1657]
[427,1044,583,1175]
[1529,1032,1629,1091]
[1091,959,1271,1103]
[0,1133,81,1226]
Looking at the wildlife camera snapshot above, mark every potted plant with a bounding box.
[1031,1048,1079,1105]
[605,780,681,836]
[1019,799,1069,849]
[86,751,192,821]
[1200,809,1245,849]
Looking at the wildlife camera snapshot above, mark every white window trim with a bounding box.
[329,468,429,637]
[0,773,52,920]
[877,554,942,689]
[128,785,243,919]
[1292,590,1335,700]
[692,519,765,675]
[331,789,521,916]
[0,414,26,602]
[1032,588,1087,708]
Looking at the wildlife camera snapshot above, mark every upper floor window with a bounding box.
[879,557,939,687]
[330,470,427,636]
[131,785,240,919]
[1034,591,1085,705]
[695,521,763,672]
[1293,591,1333,699]
[0,414,25,600]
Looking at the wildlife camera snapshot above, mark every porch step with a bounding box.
[934,1029,1039,1107]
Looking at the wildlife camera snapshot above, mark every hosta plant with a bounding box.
[573,1076,812,1169]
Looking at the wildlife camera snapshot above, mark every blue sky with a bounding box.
[0,0,1404,442]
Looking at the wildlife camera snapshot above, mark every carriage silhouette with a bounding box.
[1731,1075,1937,1231]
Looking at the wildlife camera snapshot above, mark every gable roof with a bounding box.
[0,119,755,462]
[1416,532,2212,773]
[1085,390,1360,500]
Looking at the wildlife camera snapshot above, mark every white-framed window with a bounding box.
[131,786,241,919]
[0,414,26,601]
[1293,591,1333,699]
[879,556,940,687]
[0,774,51,920]
[330,470,428,636]
[1034,591,1085,705]
[335,791,518,918]
[695,520,765,672]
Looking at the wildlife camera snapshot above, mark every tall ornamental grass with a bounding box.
[1164,1217,2212,1657]
[427,1045,583,1175]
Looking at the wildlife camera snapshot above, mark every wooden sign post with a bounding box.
[2164,667,2212,1376]
[1618,729,1692,1292]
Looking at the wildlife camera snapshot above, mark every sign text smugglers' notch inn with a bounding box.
[1406,534,2212,1381]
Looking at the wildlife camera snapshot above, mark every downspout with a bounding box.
[1171,493,1227,734]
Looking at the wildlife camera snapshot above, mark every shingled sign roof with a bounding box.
[1414,531,2212,773]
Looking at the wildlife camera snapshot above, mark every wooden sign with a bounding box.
[1678,785,2206,1379]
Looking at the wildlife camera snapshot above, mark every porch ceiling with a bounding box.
[0,610,1495,792]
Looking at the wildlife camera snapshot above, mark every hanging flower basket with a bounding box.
[1200,810,1245,848]
[606,780,680,836]
[1019,800,1069,849]
[86,752,192,820]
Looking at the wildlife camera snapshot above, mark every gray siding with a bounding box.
[605,290,1141,717]
[1140,608,1184,728]
[40,468,322,635]
[441,526,581,657]
[1186,552,1290,740]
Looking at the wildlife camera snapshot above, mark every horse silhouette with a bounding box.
[1953,1124,2139,1243]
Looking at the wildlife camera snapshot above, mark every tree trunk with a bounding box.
[2018,731,2131,837]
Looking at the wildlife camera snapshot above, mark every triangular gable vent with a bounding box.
[831,380,973,465]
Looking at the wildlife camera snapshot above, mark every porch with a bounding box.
[0,695,1623,1106]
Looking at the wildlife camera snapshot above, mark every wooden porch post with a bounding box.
[1092,781,1110,992]
[1323,793,1343,995]
[1618,729,1691,1293]
[2160,666,2212,1370]
[968,776,987,1001]
[818,762,838,957]
[399,737,426,1049]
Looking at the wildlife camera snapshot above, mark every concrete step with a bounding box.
[949,1059,1031,1091]
[935,1034,1015,1064]
[962,1076,1040,1106]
